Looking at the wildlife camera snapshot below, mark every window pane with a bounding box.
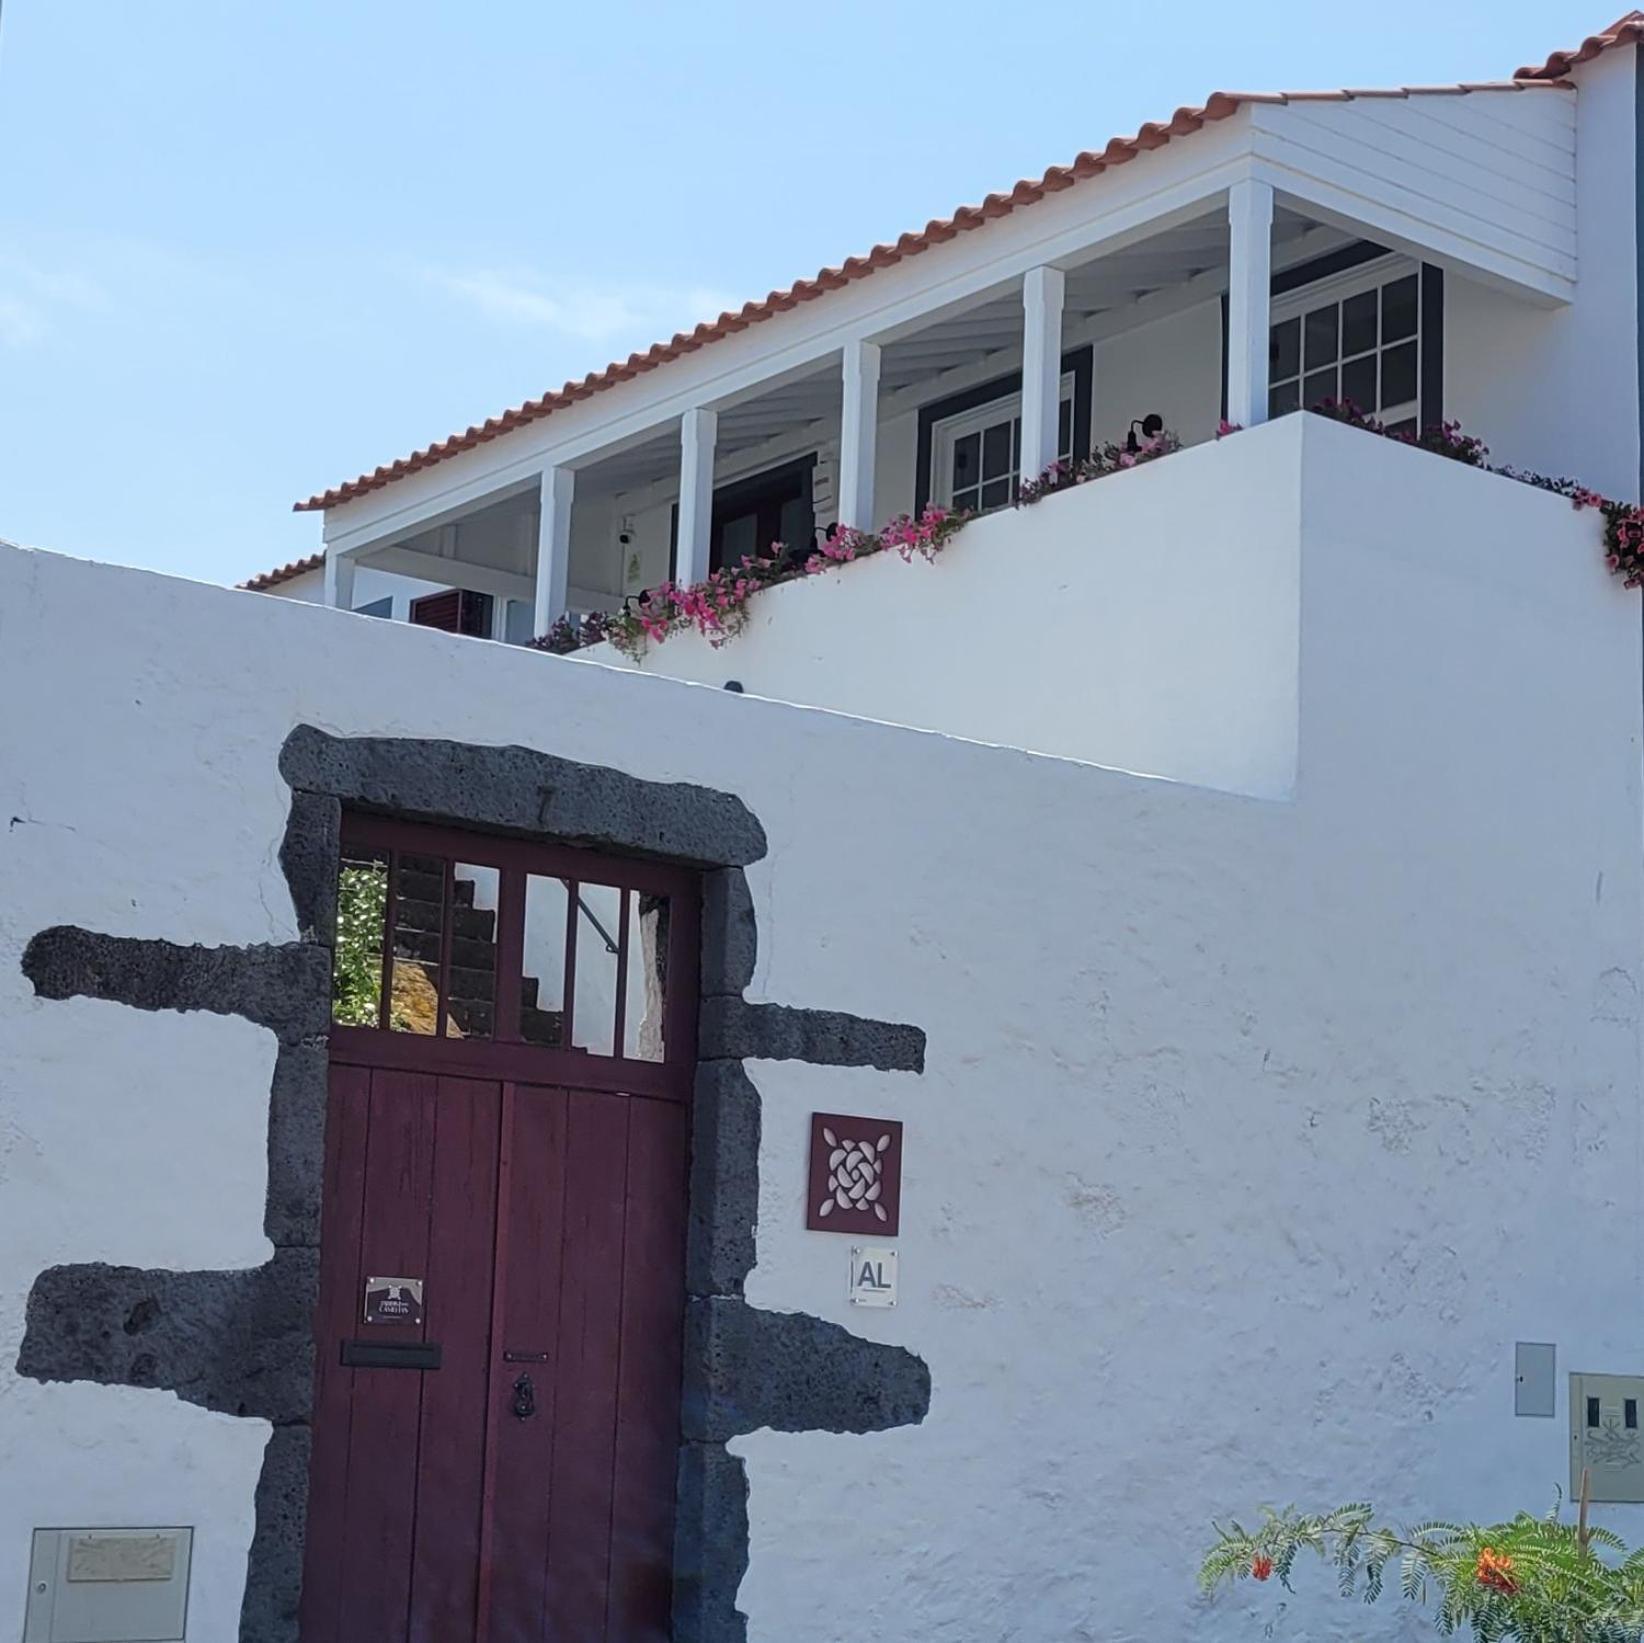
[1269,316,1301,382]
[1268,379,1301,418]
[503,599,534,646]
[1302,368,1337,410]
[1381,340,1417,409]
[389,853,445,1034]
[720,512,758,564]
[1340,353,1377,413]
[570,881,623,1056]
[333,848,388,1026]
[981,420,1012,481]
[520,874,570,1047]
[979,477,1012,511]
[1342,290,1378,358]
[1057,397,1073,460]
[1304,304,1339,369]
[624,890,671,1062]
[952,484,980,513]
[1382,275,1418,343]
[446,864,499,1039]
[1385,417,1417,439]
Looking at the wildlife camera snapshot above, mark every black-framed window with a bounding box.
[669,453,818,577]
[1221,241,1444,432]
[914,345,1094,516]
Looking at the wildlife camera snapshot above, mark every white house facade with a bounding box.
[253,15,1642,719]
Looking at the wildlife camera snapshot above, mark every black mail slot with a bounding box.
[340,1339,442,1370]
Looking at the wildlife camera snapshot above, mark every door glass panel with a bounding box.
[1304,304,1339,368]
[1341,290,1378,358]
[1270,316,1301,382]
[570,882,623,1056]
[1268,379,1301,418]
[1382,274,1418,342]
[446,864,500,1039]
[1380,340,1417,409]
[625,891,671,1063]
[389,853,444,1034]
[720,512,758,564]
[1302,368,1336,409]
[1340,353,1377,412]
[520,874,571,1047]
[333,846,389,1026]
[981,420,1012,480]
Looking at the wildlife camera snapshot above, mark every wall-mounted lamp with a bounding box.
[1126,413,1164,455]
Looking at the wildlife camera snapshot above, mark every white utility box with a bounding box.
[24,1527,193,1642]
[1571,1374,1644,1502]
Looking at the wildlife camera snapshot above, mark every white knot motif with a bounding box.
[817,1127,891,1221]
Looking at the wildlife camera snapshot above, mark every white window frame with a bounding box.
[1269,253,1423,430]
[929,371,1076,512]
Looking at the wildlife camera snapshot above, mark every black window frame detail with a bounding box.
[670,453,819,580]
[1218,240,1444,431]
[914,345,1094,517]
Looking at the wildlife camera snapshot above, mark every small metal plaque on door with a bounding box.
[364,1276,424,1326]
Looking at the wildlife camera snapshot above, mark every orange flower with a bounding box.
[1250,1554,1274,1582]
[1475,1547,1517,1594]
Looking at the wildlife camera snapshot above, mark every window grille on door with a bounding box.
[330,815,698,1092]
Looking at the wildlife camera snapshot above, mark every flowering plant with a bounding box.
[805,504,965,573]
[530,609,613,655]
[1016,429,1182,507]
[1200,1492,1644,1640]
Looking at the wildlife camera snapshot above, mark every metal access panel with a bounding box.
[24,1527,192,1642]
[1571,1374,1644,1502]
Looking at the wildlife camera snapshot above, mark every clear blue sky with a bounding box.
[0,0,1590,586]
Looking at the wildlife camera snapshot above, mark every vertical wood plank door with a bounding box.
[301,817,698,1643]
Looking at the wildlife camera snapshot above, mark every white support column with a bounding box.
[837,338,881,531]
[532,465,575,637]
[1226,178,1275,429]
[322,547,356,611]
[1019,265,1066,483]
[676,407,717,585]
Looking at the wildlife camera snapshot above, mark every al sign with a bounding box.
[849,1245,898,1308]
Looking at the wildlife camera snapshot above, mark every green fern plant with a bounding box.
[1201,1482,1644,1640]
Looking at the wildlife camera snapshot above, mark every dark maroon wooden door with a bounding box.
[300,818,698,1643]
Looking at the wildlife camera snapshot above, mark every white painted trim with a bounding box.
[677,408,717,585]
[360,544,535,603]
[322,549,354,611]
[533,466,575,636]
[1020,266,1066,482]
[838,340,881,531]
[1226,179,1274,428]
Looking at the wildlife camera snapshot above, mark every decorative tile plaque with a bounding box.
[806,1112,902,1236]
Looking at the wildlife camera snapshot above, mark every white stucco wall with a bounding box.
[1446,45,1639,500]
[4,406,1641,1638]
[590,416,1307,799]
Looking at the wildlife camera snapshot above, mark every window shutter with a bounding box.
[409,589,493,636]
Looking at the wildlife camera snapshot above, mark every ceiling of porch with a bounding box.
[576,205,1348,501]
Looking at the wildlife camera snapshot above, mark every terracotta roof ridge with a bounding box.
[1516,11,1644,78]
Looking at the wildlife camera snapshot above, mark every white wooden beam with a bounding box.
[837,339,881,531]
[1226,178,1274,428]
[532,466,575,636]
[676,407,716,585]
[1019,265,1066,482]
[361,543,535,603]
